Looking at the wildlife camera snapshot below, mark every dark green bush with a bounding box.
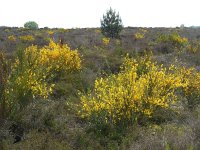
[24,21,39,29]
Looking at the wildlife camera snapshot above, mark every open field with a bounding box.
[1,26,200,150]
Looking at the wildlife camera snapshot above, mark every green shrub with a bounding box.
[0,52,10,118]
[187,40,200,53]
[24,21,39,29]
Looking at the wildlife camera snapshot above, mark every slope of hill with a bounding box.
[0,27,200,150]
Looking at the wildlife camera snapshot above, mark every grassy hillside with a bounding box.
[0,26,200,150]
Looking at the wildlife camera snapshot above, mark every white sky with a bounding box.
[0,0,200,28]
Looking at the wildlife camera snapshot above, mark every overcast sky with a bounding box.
[0,0,199,28]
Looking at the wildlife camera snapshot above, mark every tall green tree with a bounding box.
[100,7,123,38]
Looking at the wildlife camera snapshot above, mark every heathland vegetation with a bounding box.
[1,11,200,149]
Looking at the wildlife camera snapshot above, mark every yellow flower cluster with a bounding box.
[19,35,35,42]
[134,28,147,40]
[134,32,144,40]
[157,33,188,48]
[102,37,110,46]
[7,45,53,104]
[178,67,200,108]
[7,68,53,99]
[47,30,54,35]
[39,40,81,72]
[5,40,81,114]
[7,35,16,42]
[80,55,185,124]
[170,33,188,45]
[95,29,101,34]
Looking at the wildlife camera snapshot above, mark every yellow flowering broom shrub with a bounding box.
[5,46,53,114]
[7,35,17,42]
[134,32,144,40]
[19,35,35,42]
[102,37,110,46]
[39,40,81,73]
[134,29,147,40]
[79,55,186,126]
[47,30,54,35]
[157,32,188,49]
[178,67,200,109]
[4,40,81,116]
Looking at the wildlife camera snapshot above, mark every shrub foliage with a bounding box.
[24,21,39,29]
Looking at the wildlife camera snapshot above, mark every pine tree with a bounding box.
[100,7,123,38]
